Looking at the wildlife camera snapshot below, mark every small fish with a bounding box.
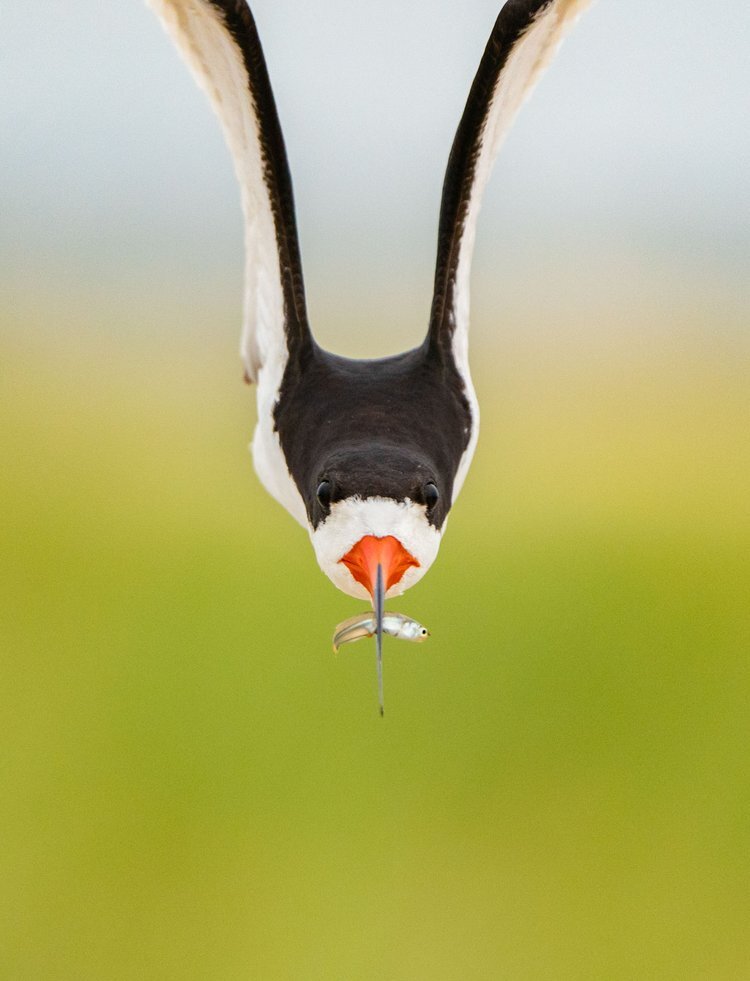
[332,611,430,654]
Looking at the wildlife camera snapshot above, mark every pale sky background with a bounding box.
[3,0,749,353]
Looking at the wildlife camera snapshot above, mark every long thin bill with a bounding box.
[375,562,385,717]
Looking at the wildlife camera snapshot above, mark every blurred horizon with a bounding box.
[4,0,750,355]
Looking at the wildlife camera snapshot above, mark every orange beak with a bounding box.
[340,534,419,599]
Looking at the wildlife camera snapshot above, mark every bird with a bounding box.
[149,0,593,709]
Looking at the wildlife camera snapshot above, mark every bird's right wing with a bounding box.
[428,0,594,375]
[148,0,311,382]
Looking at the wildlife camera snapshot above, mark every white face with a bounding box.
[309,496,443,600]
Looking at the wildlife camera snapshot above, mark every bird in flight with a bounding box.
[149,0,593,710]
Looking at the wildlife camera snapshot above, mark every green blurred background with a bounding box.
[2,1,749,978]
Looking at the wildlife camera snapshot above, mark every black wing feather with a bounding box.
[208,0,309,342]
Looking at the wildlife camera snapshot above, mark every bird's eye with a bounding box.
[424,482,439,510]
[316,480,332,510]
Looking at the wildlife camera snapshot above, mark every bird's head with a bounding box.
[305,443,449,601]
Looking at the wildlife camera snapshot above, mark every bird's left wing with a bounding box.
[428,0,594,374]
[148,0,311,382]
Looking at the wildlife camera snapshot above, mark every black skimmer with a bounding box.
[149,0,593,709]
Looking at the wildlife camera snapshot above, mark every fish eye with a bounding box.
[316,480,332,510]
[423,482,439,510]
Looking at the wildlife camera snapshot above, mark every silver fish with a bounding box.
[332,611,430,654]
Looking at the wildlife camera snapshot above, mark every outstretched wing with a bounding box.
[428,0,593,371]
[148,0,311,382]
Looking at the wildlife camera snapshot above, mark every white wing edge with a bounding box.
[452,0,595,376]
[148,0,286,383]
